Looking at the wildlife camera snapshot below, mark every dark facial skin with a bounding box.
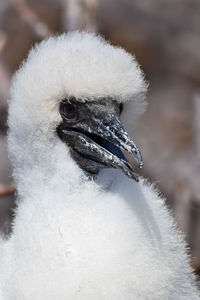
[57,97,142,181]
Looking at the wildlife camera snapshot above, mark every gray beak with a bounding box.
[60,112,142,182]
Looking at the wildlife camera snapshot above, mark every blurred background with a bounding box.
[0,0,200,281]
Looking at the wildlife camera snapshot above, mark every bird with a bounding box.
[0,31,199,300]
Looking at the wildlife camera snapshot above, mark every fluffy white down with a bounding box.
[10,31,146,138]
[0,32,199,299]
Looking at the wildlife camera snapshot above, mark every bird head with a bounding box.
[8,32,147,182]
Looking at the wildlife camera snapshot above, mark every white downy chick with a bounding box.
[0,32,199,300]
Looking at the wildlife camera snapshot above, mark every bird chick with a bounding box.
[0,32,199,300]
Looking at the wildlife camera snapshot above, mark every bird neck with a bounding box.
[9,125,84,200]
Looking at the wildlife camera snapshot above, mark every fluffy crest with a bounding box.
[9,31,147,133]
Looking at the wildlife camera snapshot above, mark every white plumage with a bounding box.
[0,31,199,299]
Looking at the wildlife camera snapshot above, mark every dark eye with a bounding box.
[60,100,78,120]
[119,103,123,115]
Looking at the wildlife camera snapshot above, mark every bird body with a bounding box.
[0,32,199,299]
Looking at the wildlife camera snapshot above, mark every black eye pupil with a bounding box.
[66,103,75,114]
[119,103,123,114]
[60,101,77,120]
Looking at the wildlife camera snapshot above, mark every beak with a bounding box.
[60,112,143,182]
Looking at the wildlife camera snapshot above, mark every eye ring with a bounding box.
[60,99,78,121]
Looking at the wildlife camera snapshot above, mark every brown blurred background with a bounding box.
[0,0,200,280]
